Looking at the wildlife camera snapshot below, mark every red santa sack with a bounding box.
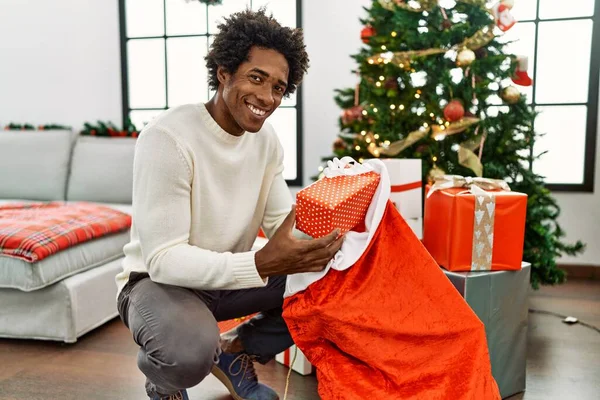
[282,201,501,399]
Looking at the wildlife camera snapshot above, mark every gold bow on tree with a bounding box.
[430,117,480,139]
[458,134,485,177]
[367,127,429,157]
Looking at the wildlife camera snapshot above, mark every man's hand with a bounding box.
[255,206,344,278]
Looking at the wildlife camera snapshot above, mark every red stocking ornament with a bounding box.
[512,56,533,86]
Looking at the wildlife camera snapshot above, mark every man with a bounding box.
[115,8,343,400]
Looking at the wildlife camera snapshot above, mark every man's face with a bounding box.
[219,47,289,133]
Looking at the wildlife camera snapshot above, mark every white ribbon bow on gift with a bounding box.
[427,175,511,198]
[323,157,375,178]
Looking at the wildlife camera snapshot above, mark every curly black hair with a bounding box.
[205,8,309,97]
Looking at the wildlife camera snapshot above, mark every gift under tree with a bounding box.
[325,0,583,288]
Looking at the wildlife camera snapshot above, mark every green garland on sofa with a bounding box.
[3,123,71,131]
[80,120,140,138]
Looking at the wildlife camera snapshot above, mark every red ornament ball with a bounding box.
[341,105,364,125]
[333,138,346,152]
[443,100,465,122]
[361,25,376,44]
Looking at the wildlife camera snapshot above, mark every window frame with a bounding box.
[118,0,304,186]
[522,1,599,192]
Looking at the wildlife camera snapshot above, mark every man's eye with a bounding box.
[274,86,284,93]
[250,75,261,82]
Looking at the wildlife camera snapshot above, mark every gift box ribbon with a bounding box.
[427,175,510,198]
[391,181,422,193]
[429,175,511,271]
[470,185,496,271]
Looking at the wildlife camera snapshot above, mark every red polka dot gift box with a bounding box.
[296,169,380,238]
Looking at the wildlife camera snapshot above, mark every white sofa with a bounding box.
[0,129,135,343]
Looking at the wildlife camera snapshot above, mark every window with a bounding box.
[119,0,303,185]
[501,0,599,191]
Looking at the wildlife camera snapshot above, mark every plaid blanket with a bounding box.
[0,202,131,263]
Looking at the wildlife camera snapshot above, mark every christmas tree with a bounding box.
[325,0,584,288]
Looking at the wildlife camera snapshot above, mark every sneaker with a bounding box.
[150,389,189,400]
[211,352,279,400]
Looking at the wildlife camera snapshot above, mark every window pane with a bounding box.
[126,0,164,38]
[128,39,166,108]
[499,22,536,104]
[208,0,251,34]
[532,105,587,184]
[252,0,297,28]
[539,0,595,19]
[167,37,209,107]
[281,90,297,107]
[130,110,165,130]
[266,108,297,180]
[535,20,593,104]
[166,0,207,35]
[511,0,537,21]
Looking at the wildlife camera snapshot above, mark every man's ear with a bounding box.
[217,66,230,85]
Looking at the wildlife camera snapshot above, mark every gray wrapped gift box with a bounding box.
[442,262,530,399]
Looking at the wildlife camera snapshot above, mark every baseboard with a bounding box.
[559,264,600,280]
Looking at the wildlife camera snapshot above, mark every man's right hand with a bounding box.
[255,205,344,278]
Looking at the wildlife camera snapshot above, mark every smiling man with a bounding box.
[115,8,343,400]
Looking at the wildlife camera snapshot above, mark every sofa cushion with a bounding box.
[66,136,136,204]
[0,257,122,343]
[0,130,73,200]
[0,201,131,292]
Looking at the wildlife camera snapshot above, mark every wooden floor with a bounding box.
[0,278,598,400]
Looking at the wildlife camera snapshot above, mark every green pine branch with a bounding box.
[80,119,140,138]
[3,123,71,131]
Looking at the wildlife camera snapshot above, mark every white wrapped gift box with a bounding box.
[381,159,423,219]
[275,345,314,375]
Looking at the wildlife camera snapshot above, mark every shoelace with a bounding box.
[228,353,258,387]
[164,392,183,400]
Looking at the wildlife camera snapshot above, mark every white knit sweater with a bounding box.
[115,103,292,295]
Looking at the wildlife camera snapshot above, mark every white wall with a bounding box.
[0,0,122,130]
[301,0,372,187]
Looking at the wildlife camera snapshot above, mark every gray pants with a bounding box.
[117,272,293,396]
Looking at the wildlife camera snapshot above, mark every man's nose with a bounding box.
[255,85,275,108]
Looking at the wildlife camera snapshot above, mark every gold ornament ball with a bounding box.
[501,86,521,104]
[456,49,476,67]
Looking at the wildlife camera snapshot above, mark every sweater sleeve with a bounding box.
[132,128,266,290]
